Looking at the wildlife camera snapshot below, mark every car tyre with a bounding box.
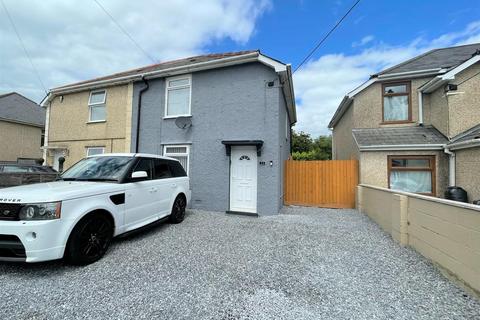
[169,195,186,224]
[65,212,113,265]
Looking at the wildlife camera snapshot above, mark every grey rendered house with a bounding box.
[0,92,45,162]
[329,43,480,202]
[42,51,296,215]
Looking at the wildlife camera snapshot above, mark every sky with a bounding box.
[1,0,480,136]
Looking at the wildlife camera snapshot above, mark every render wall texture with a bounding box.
[0,120,43,161]
[358,184,480,295]
[352,77,432,129]
[47,84,132,168]
[332,104,357,160]
[455,147,480,202]
[131,62,290,215]
[359,150,448,198]
[425,86,449,137]
[448,62,480,137]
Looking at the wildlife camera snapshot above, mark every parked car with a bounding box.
[0,153,190,265]
[0,164,58,188]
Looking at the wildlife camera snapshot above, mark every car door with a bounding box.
[153,159,174,218]
[124,158,160,230]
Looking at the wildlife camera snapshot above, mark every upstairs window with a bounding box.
[164,145,189,173]
[388,156,435,195]
[88,90,106,122]
[165,75,191,117]
[382,82,410,123]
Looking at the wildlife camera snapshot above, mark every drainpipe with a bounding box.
[135,76,150,153]
[42,100,51,165]
[417,90,424,125]
[444,147,456,186]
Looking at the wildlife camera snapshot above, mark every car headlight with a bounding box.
[19,202,62,220]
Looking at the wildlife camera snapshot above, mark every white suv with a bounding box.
[0,153,190,265]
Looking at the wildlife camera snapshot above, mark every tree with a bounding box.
[291,130,332,161]
[292,131,313,153]
[313,135,332,160]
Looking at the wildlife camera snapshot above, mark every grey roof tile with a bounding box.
[54,50,259,90]
[0,92,45,127]
[377,43,480,76]
[450,124,480,143]
[352,126,448,147]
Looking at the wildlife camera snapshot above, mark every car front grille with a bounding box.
[0,203,22,221]
[0,235,26,260]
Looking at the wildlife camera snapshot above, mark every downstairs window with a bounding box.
[388,156,435,195]
[163,145,189,173]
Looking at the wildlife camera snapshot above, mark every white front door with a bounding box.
[230,146,257,213]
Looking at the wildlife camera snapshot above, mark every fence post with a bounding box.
[399,195,409,246]
[356,185,363,212]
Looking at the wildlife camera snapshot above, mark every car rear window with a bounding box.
[169,160,187,177]
[154,159,173,179]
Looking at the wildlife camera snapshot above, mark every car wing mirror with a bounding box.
[131,171,148,180]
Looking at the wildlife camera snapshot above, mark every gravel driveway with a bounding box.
[2,207,479,319]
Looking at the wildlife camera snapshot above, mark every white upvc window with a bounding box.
[86,146,105,157]
[88,90,106,122]
[165,75,191,118]
[163,145,190,173]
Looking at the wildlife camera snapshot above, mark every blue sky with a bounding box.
[209,0,478,66]
[1,0,480,135]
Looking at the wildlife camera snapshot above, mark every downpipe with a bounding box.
[444,147,456,187]
[135,76,150,153]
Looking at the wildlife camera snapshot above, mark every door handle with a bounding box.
[149,187,158,193]
[171,183,177,188]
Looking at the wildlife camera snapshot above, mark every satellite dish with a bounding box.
[175,116,192,129]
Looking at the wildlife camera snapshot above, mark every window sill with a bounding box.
[86,120,106,124]
[163,115,192,120]
[380,121,414,125]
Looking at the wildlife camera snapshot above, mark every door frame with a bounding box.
[227,145,258,215]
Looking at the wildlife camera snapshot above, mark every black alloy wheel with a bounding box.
[66,213,113,265]
[169,196,186,224]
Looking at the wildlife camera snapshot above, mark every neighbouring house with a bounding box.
[329,43,480,203]
[41,50,296,215]
[0,92,45,162]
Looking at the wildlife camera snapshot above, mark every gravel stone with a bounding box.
[2,206,479,319]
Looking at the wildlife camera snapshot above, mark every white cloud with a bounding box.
[293,21,480,136]
[0,0,271,102]
[352,35,374,47]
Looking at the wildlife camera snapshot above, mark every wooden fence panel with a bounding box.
[284,160,358,209]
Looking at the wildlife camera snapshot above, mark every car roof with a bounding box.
[89,153,180,162]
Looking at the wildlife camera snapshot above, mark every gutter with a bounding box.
[0,117,44,128]
[135,77,150,153]
[358,144,445,151]
[375,68,445,80]
[447,138,480,151]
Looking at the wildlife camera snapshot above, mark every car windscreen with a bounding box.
[61,156,134,181]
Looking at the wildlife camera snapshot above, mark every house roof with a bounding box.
[352,126,448,151]
[451,124,480,143]
[376,43,480,76]
[329,43,480,129]
[43,50,297,124]
[447,124,480,150]
[0,92,45,127]
[54,50,259,90]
